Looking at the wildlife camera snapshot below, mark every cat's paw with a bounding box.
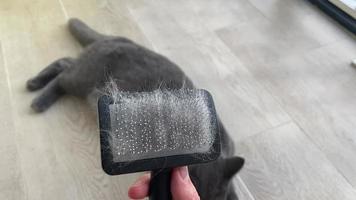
[30,101,48,113]
[26,79,43,91]
[351,59,356,67]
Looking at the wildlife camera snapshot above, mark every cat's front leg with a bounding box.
[26,57,75,91]
[30,77,65,112]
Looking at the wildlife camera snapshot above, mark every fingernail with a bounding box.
[132,179,144,187]
[178,166,189,181]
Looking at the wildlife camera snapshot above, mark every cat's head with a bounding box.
[189,156,244,200]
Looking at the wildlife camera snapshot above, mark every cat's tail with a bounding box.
[68,18,113,47]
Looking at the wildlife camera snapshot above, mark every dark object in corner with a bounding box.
[308,0,356,35]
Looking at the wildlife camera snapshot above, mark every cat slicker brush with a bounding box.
[98,89,220,200]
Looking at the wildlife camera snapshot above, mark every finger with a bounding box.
[171,167,200,200]
[128,173,151,199]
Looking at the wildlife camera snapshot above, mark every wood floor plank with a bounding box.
[217,20,340,71]
[59,0,149,47]
[237,122,356,200]
[218,6,356,188]
[0,0,136,199]
[217,0,351,70]
[0,42,25,200]
[127,0,291,141]
[1,2,85,199]
[262,40,356,188]
[248,0,316,19]
[149,0,265,31]
[233,176,255,200]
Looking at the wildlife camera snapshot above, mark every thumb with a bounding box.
[171,167,200,200]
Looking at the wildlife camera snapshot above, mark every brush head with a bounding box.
[98,89,220,175]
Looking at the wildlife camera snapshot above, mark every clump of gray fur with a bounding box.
[26,18,244,200]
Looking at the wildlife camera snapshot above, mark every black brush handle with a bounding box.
[149,168,172,200]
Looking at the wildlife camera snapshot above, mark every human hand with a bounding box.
[128,166,200,200]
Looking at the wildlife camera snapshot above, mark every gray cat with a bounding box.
[27,18,244,200]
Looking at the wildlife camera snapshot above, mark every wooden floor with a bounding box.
[0,0,355,199]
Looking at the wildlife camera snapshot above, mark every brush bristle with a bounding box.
[108,89,217,162]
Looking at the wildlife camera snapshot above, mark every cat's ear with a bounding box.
[223,156,245,179]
